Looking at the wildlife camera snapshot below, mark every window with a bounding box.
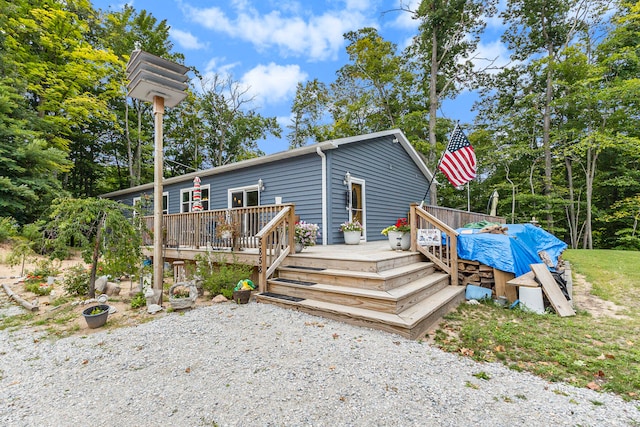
[133,193,168,215]
[228,185,259,209]
[181,185,210,212]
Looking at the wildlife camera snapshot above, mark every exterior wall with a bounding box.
[104,131,431,246]
[107,154,325,239]
[327,135,430,244]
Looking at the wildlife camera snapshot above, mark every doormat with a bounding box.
[284,265,326,271]
[261,292,305,302]
[273,278,316,286]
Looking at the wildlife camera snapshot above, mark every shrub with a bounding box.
[195,252,254,299]
[24,281,52,296]
[27,259,61,278]
[0,217,18,243]
[61,264,90,296]
[130,292,146,309]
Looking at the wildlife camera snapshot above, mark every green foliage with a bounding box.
[24,281,52,296]
[195,252,254,299]
[90,306,105,315]
[0,217,19,242]
[61,264,90,296]
[26,259,61,279]
[130,292,146,309]
[43,197,143,297]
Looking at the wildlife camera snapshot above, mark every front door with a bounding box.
[349,178,366,241]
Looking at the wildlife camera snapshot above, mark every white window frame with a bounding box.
[133,192,168,216]
[227,185,260,209]
[348,177,366,242]
[180,184,210,213]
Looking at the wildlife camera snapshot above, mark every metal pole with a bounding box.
[153,95,165,303]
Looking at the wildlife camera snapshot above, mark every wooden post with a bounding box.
[410,203,417,252]
[493,268,517,302]
[153,95,164,304]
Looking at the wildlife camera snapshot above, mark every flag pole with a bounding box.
[420,122,460,206]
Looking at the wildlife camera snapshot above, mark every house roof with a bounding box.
[101,129,433,198]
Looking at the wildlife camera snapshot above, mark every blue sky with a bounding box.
[93,0,511,154]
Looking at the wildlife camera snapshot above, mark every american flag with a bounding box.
[438,125,477,188]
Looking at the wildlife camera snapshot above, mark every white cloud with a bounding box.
[182,3,370,61]
[170,28,207,50]
[389,0,420,31]
[240,63,308,106]
[203,57,240,75]
[466,39,513,74]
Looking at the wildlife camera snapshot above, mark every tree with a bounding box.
[406,0,496,204]
[194,75,281,167]
[287,79,330,148]
[500,0,608,228]
[329,28,403,137]
[97,4,183,188]
[43,198,143,298]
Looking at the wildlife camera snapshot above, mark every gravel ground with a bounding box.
[1,302,638,427]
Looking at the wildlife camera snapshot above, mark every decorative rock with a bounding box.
[105,282,121,296]
[147,304,162,314]
[211,294,228,303]
[95,276,108,294]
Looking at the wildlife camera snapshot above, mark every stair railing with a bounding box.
[255,204,296,292]
[409,203,459,286]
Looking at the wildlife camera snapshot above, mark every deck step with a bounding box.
[268,272,449,314]
[277,262,436,291]
[257,285,465,340]
[284,251,424,273]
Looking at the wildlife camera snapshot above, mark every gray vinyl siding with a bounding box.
[328,135,429,244]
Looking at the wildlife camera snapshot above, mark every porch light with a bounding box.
[343,171,351,186]
[258,178,265,191]
[126,48,189,304]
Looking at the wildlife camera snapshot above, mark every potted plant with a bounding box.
[294,221,319,252]
[168,282,198,310]
[381,218,411,250]
[340,220,363,245]
[82,304,110,329]
[215,213,240,249]
[232,279,256,304]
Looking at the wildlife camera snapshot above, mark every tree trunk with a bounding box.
[543,47,554,229]
[88,213,106,298]
[565,157,578,249]
[583,146,597,249]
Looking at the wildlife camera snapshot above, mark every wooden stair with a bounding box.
[256,250,465,339]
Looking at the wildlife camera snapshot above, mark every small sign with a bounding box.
[417,229,441,246]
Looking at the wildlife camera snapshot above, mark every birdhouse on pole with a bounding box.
[126,49,189,303]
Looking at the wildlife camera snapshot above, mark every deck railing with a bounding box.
[421,205,505,230]
[142,204,289,250]
[410,203,460,286]
[255,205,296,292]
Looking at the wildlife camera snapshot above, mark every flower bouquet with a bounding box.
[339,220,363,232]
[295,221,319,247]
[381,218,410,236]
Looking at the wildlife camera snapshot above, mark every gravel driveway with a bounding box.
[1,302,638,426]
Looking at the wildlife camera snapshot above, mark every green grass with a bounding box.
[434,249,640,400]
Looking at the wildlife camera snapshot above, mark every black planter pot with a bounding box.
[82,304,110,329]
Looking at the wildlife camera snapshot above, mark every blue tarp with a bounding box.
[456,224,567,276]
